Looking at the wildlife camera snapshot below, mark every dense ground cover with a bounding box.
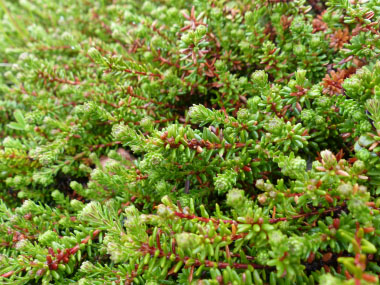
[0,0,380,284]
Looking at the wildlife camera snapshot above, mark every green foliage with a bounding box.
[1,0,380,284]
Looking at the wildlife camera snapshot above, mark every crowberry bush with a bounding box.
[1,0,380,284]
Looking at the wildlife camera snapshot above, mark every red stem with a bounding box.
[174,203,346,226]
[139,243,269,270]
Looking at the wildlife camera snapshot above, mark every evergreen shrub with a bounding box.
[1,0,380,284]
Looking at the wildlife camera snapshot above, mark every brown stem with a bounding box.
[139,243,269,270]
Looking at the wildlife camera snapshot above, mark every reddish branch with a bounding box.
[1,230,101,278]
[36,45,72,51]
[161,132,250,151]
[88,141,122,151]
[139,243,269,271]
[46,229,100,270]
[0,152,35,163]
[147,21,174,44]
[37,71,81,86]
[174,203,346,226]
[0,228,37,247]
[269,203,346,223]
[174,211,238,225]
[120,68,163,79]
[153,50,180,68]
